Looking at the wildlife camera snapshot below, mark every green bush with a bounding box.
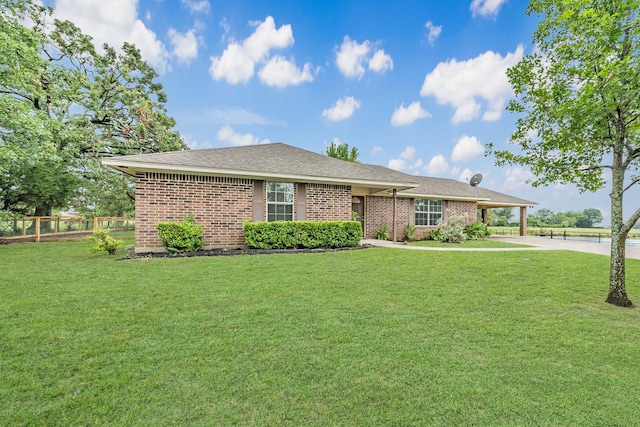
[464,221,491,240]
[88,228,123,255]
[428,229,442,241]
[156,214,204,253]
[405,223,416,241]
[375,224,389,240]
[436,214,468,244]
[244,221,362,249]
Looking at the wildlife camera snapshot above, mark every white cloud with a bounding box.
[391,101,431,126]
[258,55,315,87]
[216,125,271,146]
[53,0,170,72]
[336,36,370,79]
[368,50,393,73]
[209,16,311,87]
[335,36,393,79]
[420,45,524,123]
[168,28,199,64]
[371,146,383,155]
[400,146,416,160]
[503,168,535,190]
[425,21,442,44]
[458,168,475,182]
[322,96,361,121]
[182,0,210,14]
[470,0,507,18]
[425,155,449,174]
[388,146,421,171]
[451,135,484,162]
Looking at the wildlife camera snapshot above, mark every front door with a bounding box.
[352,196,364,232]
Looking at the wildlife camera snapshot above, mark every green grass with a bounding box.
[2,235,640,425]
[409,239,532,248]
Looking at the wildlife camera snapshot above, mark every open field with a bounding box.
[491,226,640,238]
[2,234,640,425]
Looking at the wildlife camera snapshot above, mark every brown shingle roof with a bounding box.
[102,142,536,206]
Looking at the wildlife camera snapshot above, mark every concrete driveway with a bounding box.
[362,236,640,260]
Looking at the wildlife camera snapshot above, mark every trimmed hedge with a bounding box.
[244,221,363,249]
[157,215,204,253]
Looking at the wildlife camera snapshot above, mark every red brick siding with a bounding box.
[305,184,352,221]
[364,196,412,240]
[365,197,478,240]
[135,173,253,249]
[444,201,477,222]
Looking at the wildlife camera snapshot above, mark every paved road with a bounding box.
[361,236,640,260]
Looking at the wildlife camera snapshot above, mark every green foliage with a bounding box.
[156,214,204,253]
[435,214,468,244]
[244,221,362,249]
[487,0,640,304]
[404,223,416,241]
[528,208,604,228]
[464,221,491,240]
[0,0,186,217]
[428,228,442,241]
[491,208,515,226]
[88,227,123,255]
[375,224,389,240]
[324,141,360,163]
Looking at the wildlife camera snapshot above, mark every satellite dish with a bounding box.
[469,173,483,187]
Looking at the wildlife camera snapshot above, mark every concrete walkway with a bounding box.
[361,236,640,260]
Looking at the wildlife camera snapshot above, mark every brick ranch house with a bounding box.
[102,143,536,252]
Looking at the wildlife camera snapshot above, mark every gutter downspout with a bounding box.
[392,189,397,243]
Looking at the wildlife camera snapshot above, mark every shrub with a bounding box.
[428,229,442,241]
[405,223,416,241]
[88,228,123,255]
[465,221,491,240]
[156,214,204,253]
[375,224,389,240]
[436,214,468,244]
[244,221,362,249]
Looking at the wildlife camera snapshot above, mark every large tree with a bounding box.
[0,0,186,218]
[489,0,640,307]
[324,141,360,163]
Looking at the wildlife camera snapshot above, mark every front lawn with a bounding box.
[1,236,640,425]
[409,239,532,248]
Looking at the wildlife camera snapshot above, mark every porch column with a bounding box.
[519,206,527,236]
[392,189,397,242]
[482,208,488,224]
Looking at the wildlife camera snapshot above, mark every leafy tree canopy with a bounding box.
[324,142,360,163]
[488,0,640,306]
[0,0,186,217]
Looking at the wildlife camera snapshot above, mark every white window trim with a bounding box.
[266,182,295,222]
[415,199,442,226]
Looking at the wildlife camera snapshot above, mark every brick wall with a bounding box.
[365,196,412,240]
[135,174,353,251]
[445,201,477,222]
[135,172,253,250]
[306,184,352,221]
[365,197,478,240]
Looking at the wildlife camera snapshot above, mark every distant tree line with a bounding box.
[490,207,604,228]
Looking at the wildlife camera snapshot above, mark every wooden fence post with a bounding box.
[35,217,40,243]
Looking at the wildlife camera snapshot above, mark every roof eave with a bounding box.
[101,160,418,191]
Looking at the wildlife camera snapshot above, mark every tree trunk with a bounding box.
[33,201,53,233]
[605,149,633,307]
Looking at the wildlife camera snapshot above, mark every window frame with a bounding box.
[266,182,294,222]
[415,199,443,226]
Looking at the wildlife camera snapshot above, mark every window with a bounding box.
[267,182,294,221]
[415,199,442,226]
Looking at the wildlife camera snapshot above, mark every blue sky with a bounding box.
[46,0,640,225]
